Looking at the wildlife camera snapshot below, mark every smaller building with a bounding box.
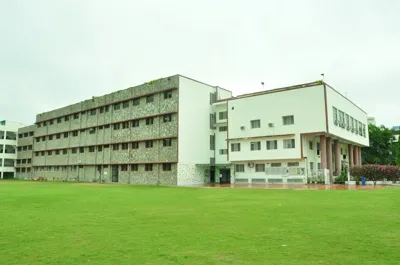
[0,120,25,179]
[367,117,376,125]
[16,125,35,179]
[392,126,400,143]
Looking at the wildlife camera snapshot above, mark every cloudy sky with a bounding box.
[1,0,399,127]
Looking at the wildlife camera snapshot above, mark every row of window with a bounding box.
[230,139,296,152]
[16,163,174,172]
[37,90,174,128]
[18,131,34,138]
[17,145,33,151]
[35,114,174,142]
[34,139,173,156]
[333,107,366,137]
[235,162,300,172]
[16,159,32,164]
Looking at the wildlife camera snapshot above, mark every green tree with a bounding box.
[362,124,396,165]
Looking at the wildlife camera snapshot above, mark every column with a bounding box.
[348,144,354,167]
[353,146,358,166]
[358,147,362,165]
[320,135,327,170]
[326,137,333,181]
[334,140,341,176]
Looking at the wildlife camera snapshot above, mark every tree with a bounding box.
[362,124,396,165]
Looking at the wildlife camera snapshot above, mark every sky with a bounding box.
[1,0,399,127]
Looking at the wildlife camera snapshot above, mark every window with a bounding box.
[346,114,350,130]
[114,103,120,110]
[79,147,85,153]
[122,122,129,129]
[65,116,70,122]
[146,95,154,103]
[164,90,172,99]
[104,144,109,149]
[131,120,139,127]
[210,135,215,150]
[56,133,61,139]
[29,132,34,136]
[255,164,265,172]
[89,128,96,134]
[317,142,320,155]
[49,135,53,140]
[310,162,314,170]
[90,109,96,116]
[71,148,77,154]
[49,120,54,125]
[283,139,295,149]
[309,141,313,150]
[271,163,281,167]
[235,164,245,172]
[63,149,68,155]
[283,115,294,125]
[74,113,79,119]
[122,101,129,108]
[36,138,40,142]
[105,106,109,112]
[23,146,27,151]
[121,164,128,171]
[99,126,103,130]
[48,151,52,156]
[98,146,103,152]
[132,98,140,106]
[99,107,104,113]
[350,117,354,131]
[338,110,345,127]
[163,139,172,147]
[145,141,153,148]
[35,152,39,157]
[219,149,228,155]
[72,131,78,137]
[131,164,138,171]
[89,146,95,152]
[219,111,227,120]
[41,151,45,156]
[57,118,62,123]
[146,117,154,125]
[132,142,139,149]
[210,113,216,129]
[105,124,110,129]
[42,136,45,141]
[44,121,47,126]
[19,134,23,138]
[333,107,338,124]
[145,164,153,171]
[219,126,227,132]
[80,129,86,133]
[37,123,41,127]
[250,141,261,151]
[17,159,21,164]
[288,162,299,167]
[113,144,119,151]
[113,123,120,130]
[18,147,22,151]
[250,119,261,129]
[163,163,172,171]
[362,124,366,137]
[28,145,32,150]
[55,150,60,155]
[163,114,172,122]
[27,159,31,164]
[231,143,241,152]
[122,143,128,150]
[266,140,278,150]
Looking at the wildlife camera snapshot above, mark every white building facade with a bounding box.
[0,120,25,179]
[211,81,369,185]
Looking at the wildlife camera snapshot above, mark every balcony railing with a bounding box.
[265,167,305,176]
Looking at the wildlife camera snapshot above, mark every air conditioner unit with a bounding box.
[240,126,245,130]
[343,155,347,159]
[334,121,338,125]
[248,162,254,168]
[268,123,274,128]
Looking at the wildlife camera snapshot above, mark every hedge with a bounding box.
[350,164,400,182]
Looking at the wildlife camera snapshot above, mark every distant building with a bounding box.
[0,120,25,179]
[392,126,400,143]
[367,117,376,125]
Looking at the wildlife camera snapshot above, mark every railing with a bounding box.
[308,169,327,177]
[265,167,305,176]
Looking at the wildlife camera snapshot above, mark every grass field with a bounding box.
[0,181,399,265]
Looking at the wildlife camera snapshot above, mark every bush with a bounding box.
[350,164,400,184]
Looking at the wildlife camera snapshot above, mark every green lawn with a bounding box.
[0,181,399,265]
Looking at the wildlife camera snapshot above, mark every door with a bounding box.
[112,165,119,183]
[210,167,215,184]
[220,169,231,184]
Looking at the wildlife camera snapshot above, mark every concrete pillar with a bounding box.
[348,144,354,167]
[326,137,333,181]
[334,140,341,176]
[320,135,327,170]
[358,147,362,165]
[353,146,359,166]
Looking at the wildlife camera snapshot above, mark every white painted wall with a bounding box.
[325,85,369,146]
[227,85,326,140]
[0,121,25,177]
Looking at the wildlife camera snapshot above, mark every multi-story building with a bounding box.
[367,117,376,125]
[14,76,369,185]
[15,125,35,179]
[0,120,25,179]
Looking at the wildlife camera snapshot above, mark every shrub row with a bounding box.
[350,164,400,182]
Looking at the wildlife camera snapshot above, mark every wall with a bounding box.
[0,121,25,178]
[325,85,369,146]
[227,85,326,162]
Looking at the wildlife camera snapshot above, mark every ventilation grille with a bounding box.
[235,179,248,183]
[252,178,266,184]
[268,178,283,184]
[287,178,304,184]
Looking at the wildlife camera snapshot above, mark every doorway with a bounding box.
[112,166,119,183]
[210,167,215,183]
[219,168,231,184]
